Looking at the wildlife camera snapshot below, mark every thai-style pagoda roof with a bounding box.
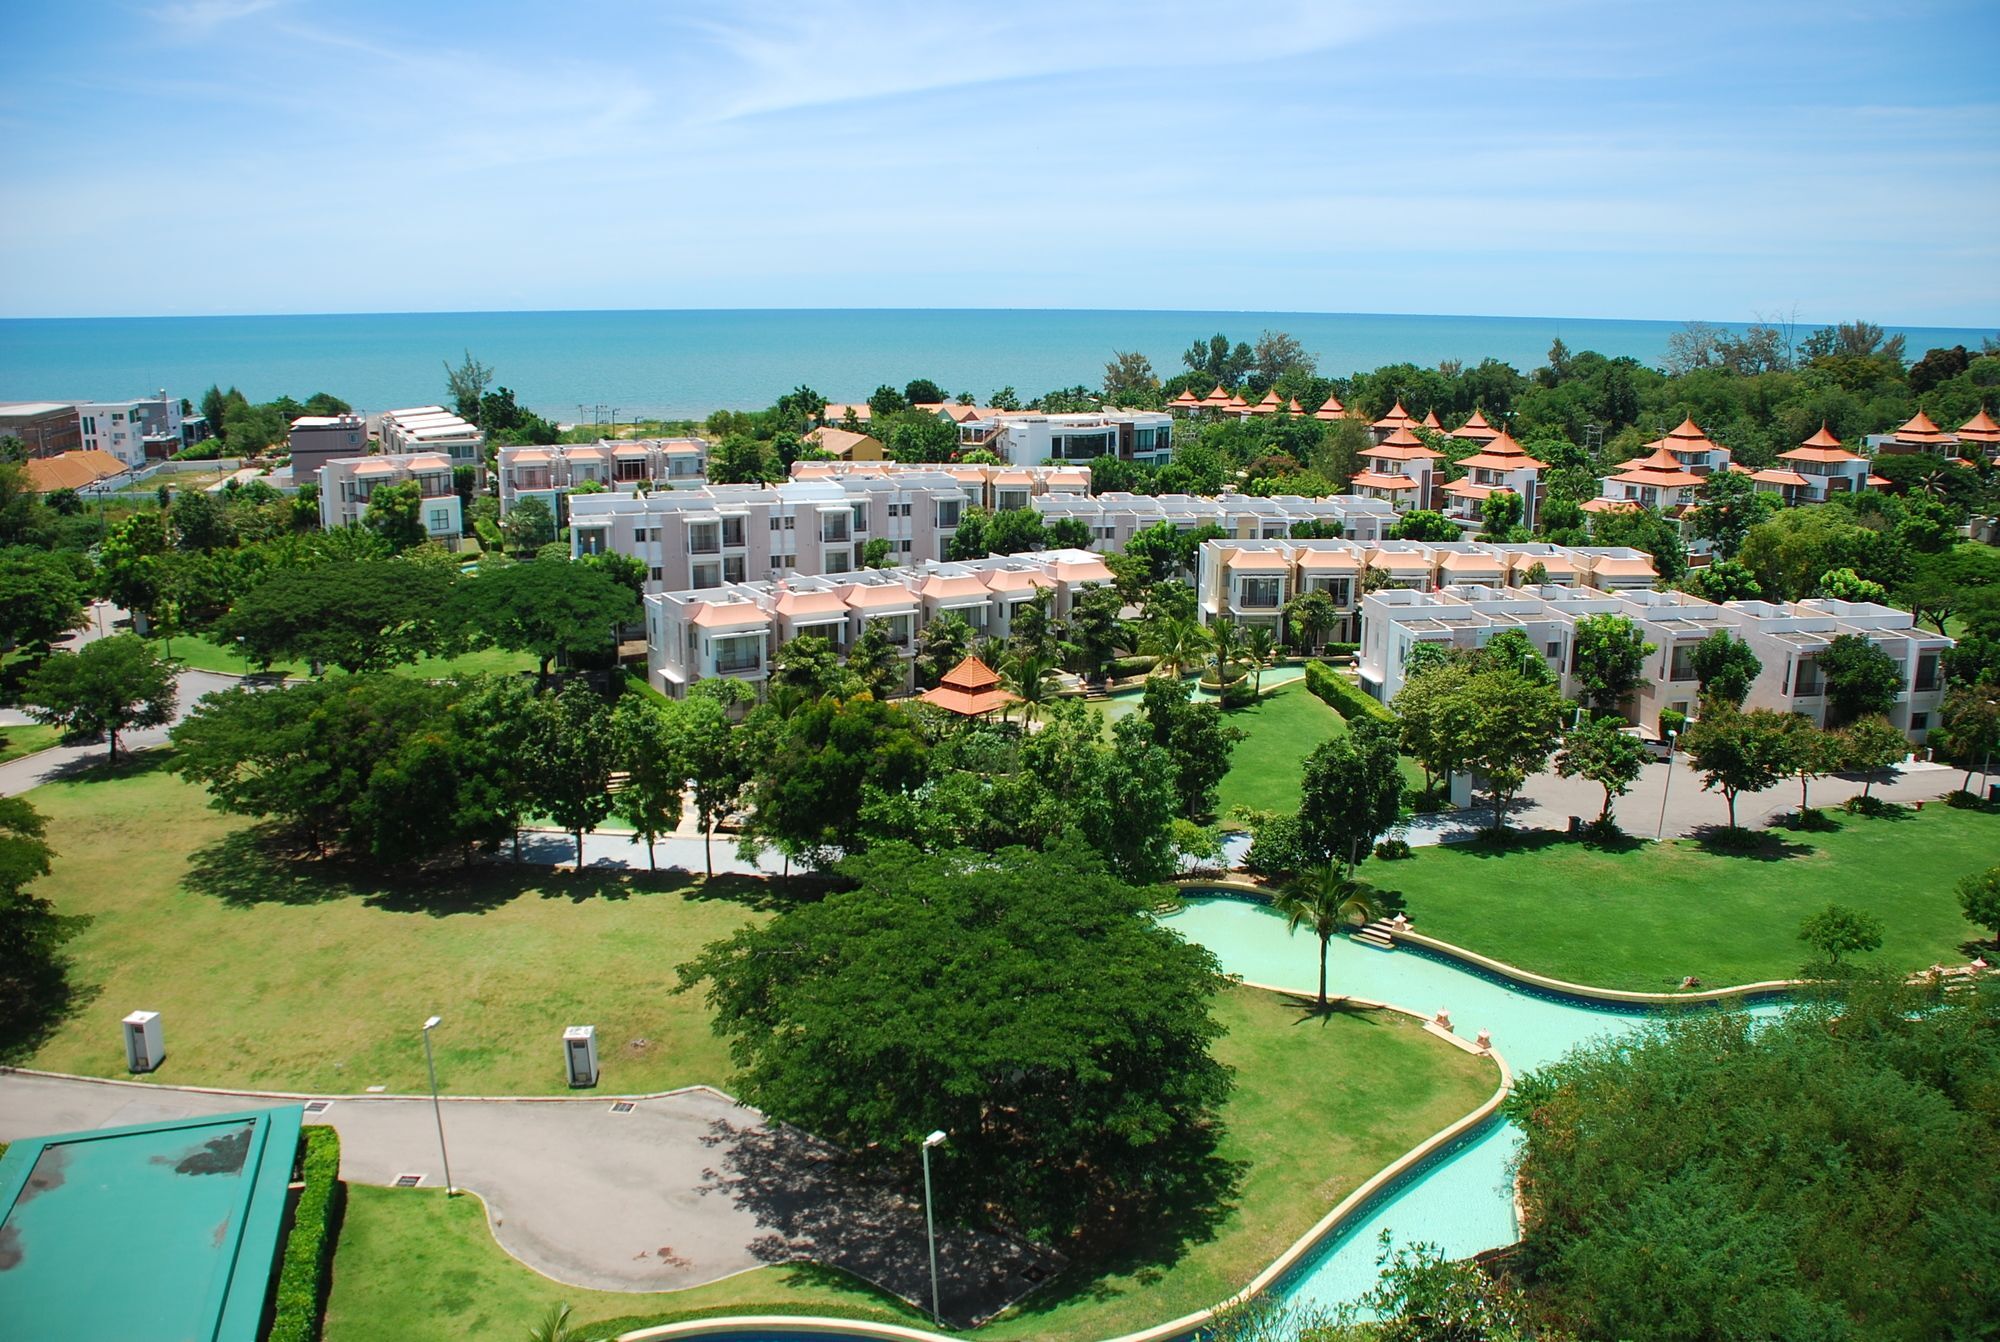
[1955,407,1999,445]
[918,656,1019,717]
[1453,409,1500,443]
[1371,400,1414,431]
[1313,393,1347,421]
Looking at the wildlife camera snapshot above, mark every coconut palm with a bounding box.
[1208,618,1243,695]
[1142,613,1205,680]
[1002,650,1062,727]
[1272,862,1384,1010]
[528,1303,588,1342]
[1243,625,1278,696]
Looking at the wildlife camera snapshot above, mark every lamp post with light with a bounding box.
[421,1015,455,1196]
[921,1130,947,1324]
[1655,729,1679,839]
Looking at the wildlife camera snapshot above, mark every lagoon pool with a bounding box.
[1160,894,1787,1313]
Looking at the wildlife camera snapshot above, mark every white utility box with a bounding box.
[124,1010,164,1073]
[563,1025,599,1088]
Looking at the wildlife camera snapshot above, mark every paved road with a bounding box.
[0,1070,1055,1325]
[0,667,250,797]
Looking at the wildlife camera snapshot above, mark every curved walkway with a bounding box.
[0,1069,1057,1327]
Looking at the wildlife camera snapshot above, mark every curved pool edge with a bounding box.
[1171,879,1807,1006]
[615,983,1514,1342]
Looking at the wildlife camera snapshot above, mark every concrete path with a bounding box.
[0,668,250,797]
[0,1070,1057,1327]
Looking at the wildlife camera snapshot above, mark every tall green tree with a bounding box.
[1816,633,1902,727]
[1554,715,1647,827]
[363,479,427,551]
[1681,707,1797,831]
[609,694,684,872]
[1297,715,1405,866]
[0,549,86,651]
[1690,629,1761,708]
[1272,862,1383,1010]
[740,696,929,870]
[498,495,557,552]
[0,797,65,1060]
[1461,669,1566,833]
[522,682,616,869]
[677,840,1233,1237]
[1393,660,1475,804]
[1570,614,1655,716]
[215,560,452,673]
[25,635,177,762]
[1116,675,1243,820]
[448,559,638,687]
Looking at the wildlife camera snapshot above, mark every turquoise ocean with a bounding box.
[1,309,1990,423]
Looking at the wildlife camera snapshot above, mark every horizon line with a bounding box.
[2,304,1995,334]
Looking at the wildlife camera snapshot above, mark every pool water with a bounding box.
[1160,895,1786,1312]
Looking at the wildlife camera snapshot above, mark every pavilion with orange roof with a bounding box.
[1313,393,1347,421]
[1879,410,1959,459]
[1751,425,1880,504]
[918,656,1019,718]
[1955,407,1999,461]
[1168,387,1203,414]
[1420,409,1443,431]
[1451,409,1500,445]
[1249,390,1283,416]
[1591,442,1707,514]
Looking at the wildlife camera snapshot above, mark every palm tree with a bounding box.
[1272,863,1384,1010]
[1208,618,1242,694]
[1243,625,1278,696]
[1002,650,1061,727]
[528,1303,587,1342]
[1142,613,1204,680]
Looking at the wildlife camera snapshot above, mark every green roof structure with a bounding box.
[0,1104,303,1342]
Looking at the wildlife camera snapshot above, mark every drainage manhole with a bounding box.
[303,1100,333,1116]
[610,1101,637,1114]
[1021,1264,1048,1282]
[393,1173,424,1188]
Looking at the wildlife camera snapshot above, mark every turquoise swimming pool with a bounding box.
[1160,894,1786,1314]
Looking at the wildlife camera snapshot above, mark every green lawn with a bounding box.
[147,635,536,682]
[1376,804,1998,992]
[18,758,757,1094]
[0,722,62,764]
[1212,682,1429,822]
[322,987,1497,1342]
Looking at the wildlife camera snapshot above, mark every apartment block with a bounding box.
[571,472,989,595]
[0,402,82,457]
[952,408,1175,466]
[318,453,463,540]
[76,391,195,466]
[1356,584,1950,742]
[288,414,369,484]
[377,406,486,465]
[642,548,1116,697]
[498,439,708,517]
[789,460,1091,511]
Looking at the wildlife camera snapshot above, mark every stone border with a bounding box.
[1390,928,1803,1005]
[0,1065,738,1107]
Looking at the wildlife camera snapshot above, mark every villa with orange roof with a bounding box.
[1874,410,1961,460]
[1349,425,1442,512]
[1586,416,1732,517]
[1954,407,1998,462]
[1750,426,1881,505]
[803,425,885,462]
[1451,409,1500,445]
[499,439,709,514]
[1369,400,1416,441]
[1439,429,1547,531]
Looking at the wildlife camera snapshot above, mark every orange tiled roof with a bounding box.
[1455,430,1547,472]
[1369,425,1444,460]
[1580,497,1638,514]
[1285,398,1305,414]
[1453,409,1499,443]
[690,603,771,629]
[1313,394,1347,421]
[1296,548,1361,569]
[1421,409,1442,430]
[1371,400,1414,431]
[1201,384,1232,406]
[1250,391,1282,415]
[1892,410,1952,447]
[1956,407,2000,444]
[1750,469,1812,487]
[919,656,1019,716]
[22,450,130,492]
[1350,470,1419,491]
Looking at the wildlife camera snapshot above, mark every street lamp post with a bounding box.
[1654,729,1679,840]
[421,1016,455,1196]
[921,1130,948,1325]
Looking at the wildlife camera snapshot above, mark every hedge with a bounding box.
[268,1124,345,1342]
[1305,659,1396,723]
[474,518,505,552]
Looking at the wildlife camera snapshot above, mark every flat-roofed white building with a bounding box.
[499,439,708,517]
[1035,491,1395,554]
[953,408,1175,467]
[789,460,1090,511]
[318,452,463,540]
[378,406,486,465]
[642,548,1116,697]
[76,391,191,466]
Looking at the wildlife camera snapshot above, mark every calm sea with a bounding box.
[1,309,1989,423]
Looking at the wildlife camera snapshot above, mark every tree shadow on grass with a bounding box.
[1277,992,1394,1027]
[36,745,177,788]
[1429,827,1643,860]
[1684,825,1814,861]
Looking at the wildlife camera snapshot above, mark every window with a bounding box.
[427,508,451,532]
[936,500,962,529]
[1669,643,1699,682]
[649,567,664,582]
[899,539,912,553]
[1792,659,1825,696]
[723,556,746,583]
[721,516,745,547]
[824,548,852,574]
[689,522,720,554]
[1911,712,1929,731]
[820,511,850,543]
[783,516,796,530]
[692,562,721,589]
[770,516,782,531]
[1545,639,1561,658]
[712,634,762,674]
[631,526,655,543]
[851,504,868,532]
[1237,577,1283,609]
[1915,653,1939,692]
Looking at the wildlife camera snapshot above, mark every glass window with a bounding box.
[692,562,721,589]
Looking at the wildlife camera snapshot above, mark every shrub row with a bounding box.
[473,518,505,552]
[1304,659,1396,723]
[1108,654,1158,677]
[268,1124,345,1342]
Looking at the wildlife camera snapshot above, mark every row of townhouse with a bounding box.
[1033,490,1397,552]
[0,394,210,466]
[1359,584,1951,742]
[643,548,1116,697]
[1197,538,1658,647]
[568,466,1092,595]
[318,452,463,539]
[498,439,709,515]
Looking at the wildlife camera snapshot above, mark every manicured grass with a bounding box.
[320,987,1497,1342]
[147,635,536,681]
[18,758,762,1094]
[1376,804,1997,992]
[1212,682,1429,822]
[323,1187,921,1342]
[0,722,62,764]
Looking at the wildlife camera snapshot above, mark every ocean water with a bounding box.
[1,308,1989,423]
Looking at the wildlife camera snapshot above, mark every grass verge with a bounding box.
[1376,804,1995,991]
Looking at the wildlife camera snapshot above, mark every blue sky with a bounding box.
[2,0,1995,323]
